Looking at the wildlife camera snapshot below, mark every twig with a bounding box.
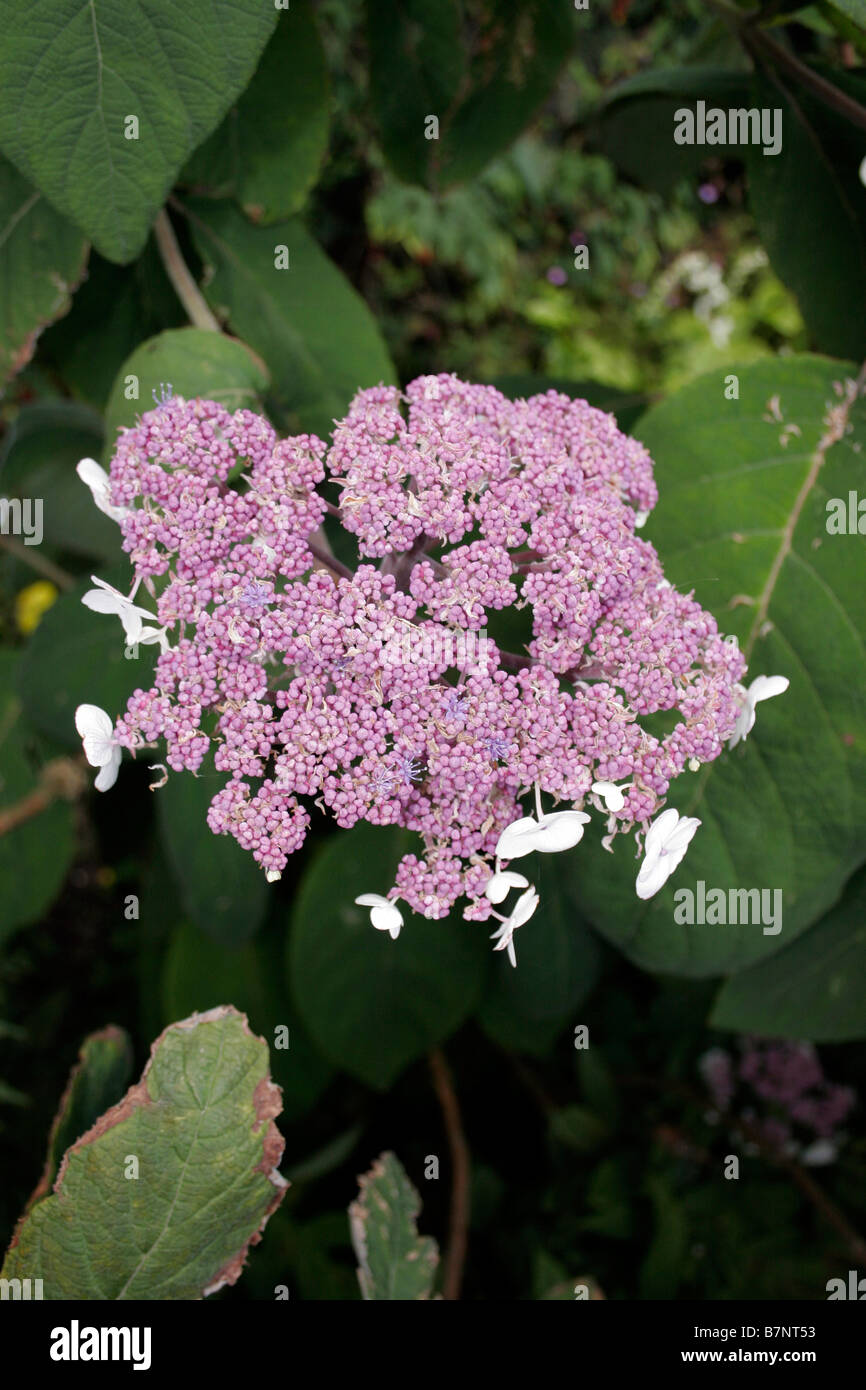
[0,536,75,590]
[0,758,88,836]
[152,209,220,332]
[428,1047,471,1300]
[307,538,353,581]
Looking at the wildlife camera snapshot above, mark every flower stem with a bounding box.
[428,1046,471,1300]
[153,209,221,333]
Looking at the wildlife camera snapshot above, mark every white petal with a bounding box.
[749,674,789,705]
[356,893,403,938]
[643,807,680,858]
[76,458,111,494]
[484,870,529,904]
[266,870,281,883]
[510,886,540,928]
[94,746,121,792]
[495,815,544,860]
[636,855,670,900]
[75,703,113,743]
[662,815,701,858]
[533,810,591,853]
[592,780,626,812]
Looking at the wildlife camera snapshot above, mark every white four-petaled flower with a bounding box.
[591,780,629,813]
[636,808,701,900]
[81,577,168,649]
[484,869,529,904]
[490,886,540,968]
[74,704,121,791]
[496,809,591,861]
[355,892,403,939]
[729,675,789,748]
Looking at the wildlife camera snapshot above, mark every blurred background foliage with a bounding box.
[0,0,865,1299]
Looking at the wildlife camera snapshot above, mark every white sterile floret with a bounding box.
[355,892,403,939]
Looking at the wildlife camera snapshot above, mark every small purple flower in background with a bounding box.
[546,266,568,286]
[442,688,470,728]
[397,752,424,783]
[698,182,720,205]
[371,766,400,799]
[483,735,510,763]
[151,381,174,406]
[699,1036,856,1165]
[238,580,272,612]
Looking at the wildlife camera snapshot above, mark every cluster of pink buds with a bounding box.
[700,1038,856,1165]
[74,376,788,964]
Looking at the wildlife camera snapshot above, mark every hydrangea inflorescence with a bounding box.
[74,376,788,964]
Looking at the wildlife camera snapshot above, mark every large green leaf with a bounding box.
[597,67,750,195]
[0,156,88,388]
[288,824,489,1088]
[366,0,575,187]
[478,859,603,1056]
[182,3,329,223]
[162,919,333,1120]
[745,67,866,360]
[28,1026,133,1206]
[349,1151,439,1300]
[102,326,269,461]
[2,1006,287,1299]
[0,0,279,263]
[156,762,269,947]
[17,567,158,747]
[184,199,397,438]
[712,866,866,1040]
[572,356,866,975]
[0,401,116,559]
[0,651,75,942]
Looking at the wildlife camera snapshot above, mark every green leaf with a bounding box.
[0,156,88,388]
[478,860,602,1056]
[572,356,866,975]
[364,0,465,185]
[0,401,117,560]
[2,1006,287,1299]
[156,762,269,947]
[184,199,397,438]
[745,67,866,360]
[162,919,333,1120]
[102,327,269,461]
[29,1026,133,1207]
[639,1175,688,1299]
[825,0,866,27]
[597,68,750,195]
[17,566,159,747]
[366,0,575,187]
[288,823,488,1088]
[182,3,329,223]
[349,1151,439,1300]
[0,650,75,943]
[0,0,279,263]
[712,866,866,1040]
[549,1105,609,1154]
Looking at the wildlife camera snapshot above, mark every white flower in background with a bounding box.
[490,886,540,968]
[76,458,130,524]
[800,1139,837,1167]
[636,808,701,900]
[82,577,169,651]
[592,780,629,813]
[355,892,403,939]
[74,703,121,792]
[729,675,790,748]
[496,809,591,861]
[484,869,529,904]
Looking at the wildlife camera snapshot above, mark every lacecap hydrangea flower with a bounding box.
[75,376,788,965]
